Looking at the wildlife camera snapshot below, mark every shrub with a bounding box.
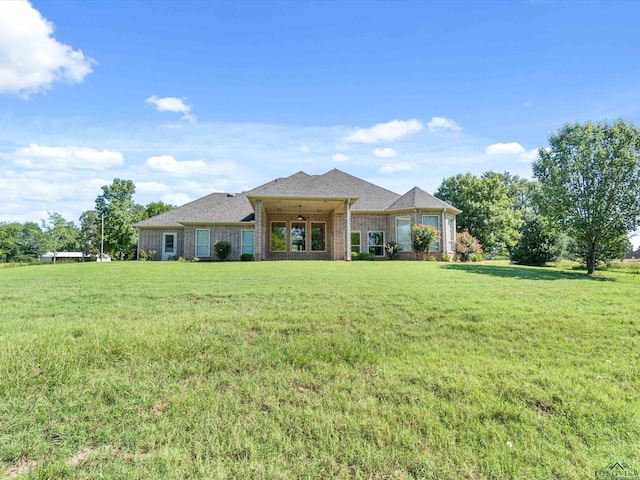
[510,216,562,266]
[384,242,402,260]
[441,254,451,262]
[240,253,254,261]
[177,256,185,262]
[192,257,200,262]
[139,249,157,261]
[214,241,232,261]
[411,224,440,261]
[352,251,376,261]
[455,231,483,262]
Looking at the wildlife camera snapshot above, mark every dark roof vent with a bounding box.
[227,193,236,197]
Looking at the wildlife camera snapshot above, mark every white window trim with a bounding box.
[290,221,307,252]
[351,230,361,253]
[421,214,441,252]
[195,229,210,257]
[368,230,385,257]
[310,222,327,252]
[241,229,255,256]
[270,221,287,252]
[446,216,455,253]
[395,216,411,253]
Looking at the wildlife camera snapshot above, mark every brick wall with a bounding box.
[183,225,254,261]
[138,228,184,260]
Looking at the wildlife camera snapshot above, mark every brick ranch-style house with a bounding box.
[135,169,461,261]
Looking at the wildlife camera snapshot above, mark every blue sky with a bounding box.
[1,0,640,246]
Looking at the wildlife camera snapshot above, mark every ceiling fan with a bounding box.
[297,205,307,221]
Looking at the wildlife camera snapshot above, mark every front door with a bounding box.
[162,232,177,260]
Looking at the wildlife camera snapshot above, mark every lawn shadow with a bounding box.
[442,263,614,281]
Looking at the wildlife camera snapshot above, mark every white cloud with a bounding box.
[135,181,168,195]
[485,142,526,155]
[0,0,95,96]
[144,155,206,175]
[373,147,398,159]
[145,95,196,122]
[485,142,543,163]
[520,148,541,162]
[379,162,412,174]
[161,192,193,206]
[427,117,462,133]
[5,144,123,170]
[300,145,311,153]
[332,153,351,162]
[343,119,423,143]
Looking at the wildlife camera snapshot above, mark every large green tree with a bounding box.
[0,222,46,263]
[0,222,22,263]
[143,201,174,219]
[435,173,522,254]
[19,222,46,260]
[533,119,640,274]
[79,210,100,257]
[95,178,139,260]
[482,171,539,213]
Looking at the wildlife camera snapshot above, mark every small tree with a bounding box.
[41,211,80,264]
[455,231,483,262]
[411,224,440,261]
[510,216,562,266]
[533,119,640,274]
[214,240,232,261]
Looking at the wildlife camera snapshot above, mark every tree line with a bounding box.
[2,119,639,273]
[435,119,640,274]
[0,179,173,263]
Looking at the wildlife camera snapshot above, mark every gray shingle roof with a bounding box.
[387,186,462,213]
[246,171,353,198]
[316,169,401,211]
[134,192,254,227]
[136,169,460,228]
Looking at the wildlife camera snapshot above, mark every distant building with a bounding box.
[39,252,90,263]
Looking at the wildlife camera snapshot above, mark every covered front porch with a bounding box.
[250,197,353,261]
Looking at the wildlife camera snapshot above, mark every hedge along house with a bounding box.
[135,169,460,261]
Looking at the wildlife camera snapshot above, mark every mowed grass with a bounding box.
[0,261,638,479]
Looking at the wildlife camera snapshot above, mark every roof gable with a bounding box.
[387,186,462,213]
[317,169,400,211]
[246,171,351,198]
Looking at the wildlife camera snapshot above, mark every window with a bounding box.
[311,223,325,251]
[368,231,384,257]
[241,230,255,255]
[396,217,411,253]
[422,215,440,252]
[291,222,306,251]
[447,216,455,252]
[351,231,361,253]
[195,229,210,257]
[271,222,286,251]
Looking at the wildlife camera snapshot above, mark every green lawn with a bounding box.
[1,261,638,479]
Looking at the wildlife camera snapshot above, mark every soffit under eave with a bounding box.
[247,196,360,215]
[384,207,462,215]
[178,222,255,226]
[136,225,186,229]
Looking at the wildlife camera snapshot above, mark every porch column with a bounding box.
[345,198,351,261]
[254,200,262,261]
